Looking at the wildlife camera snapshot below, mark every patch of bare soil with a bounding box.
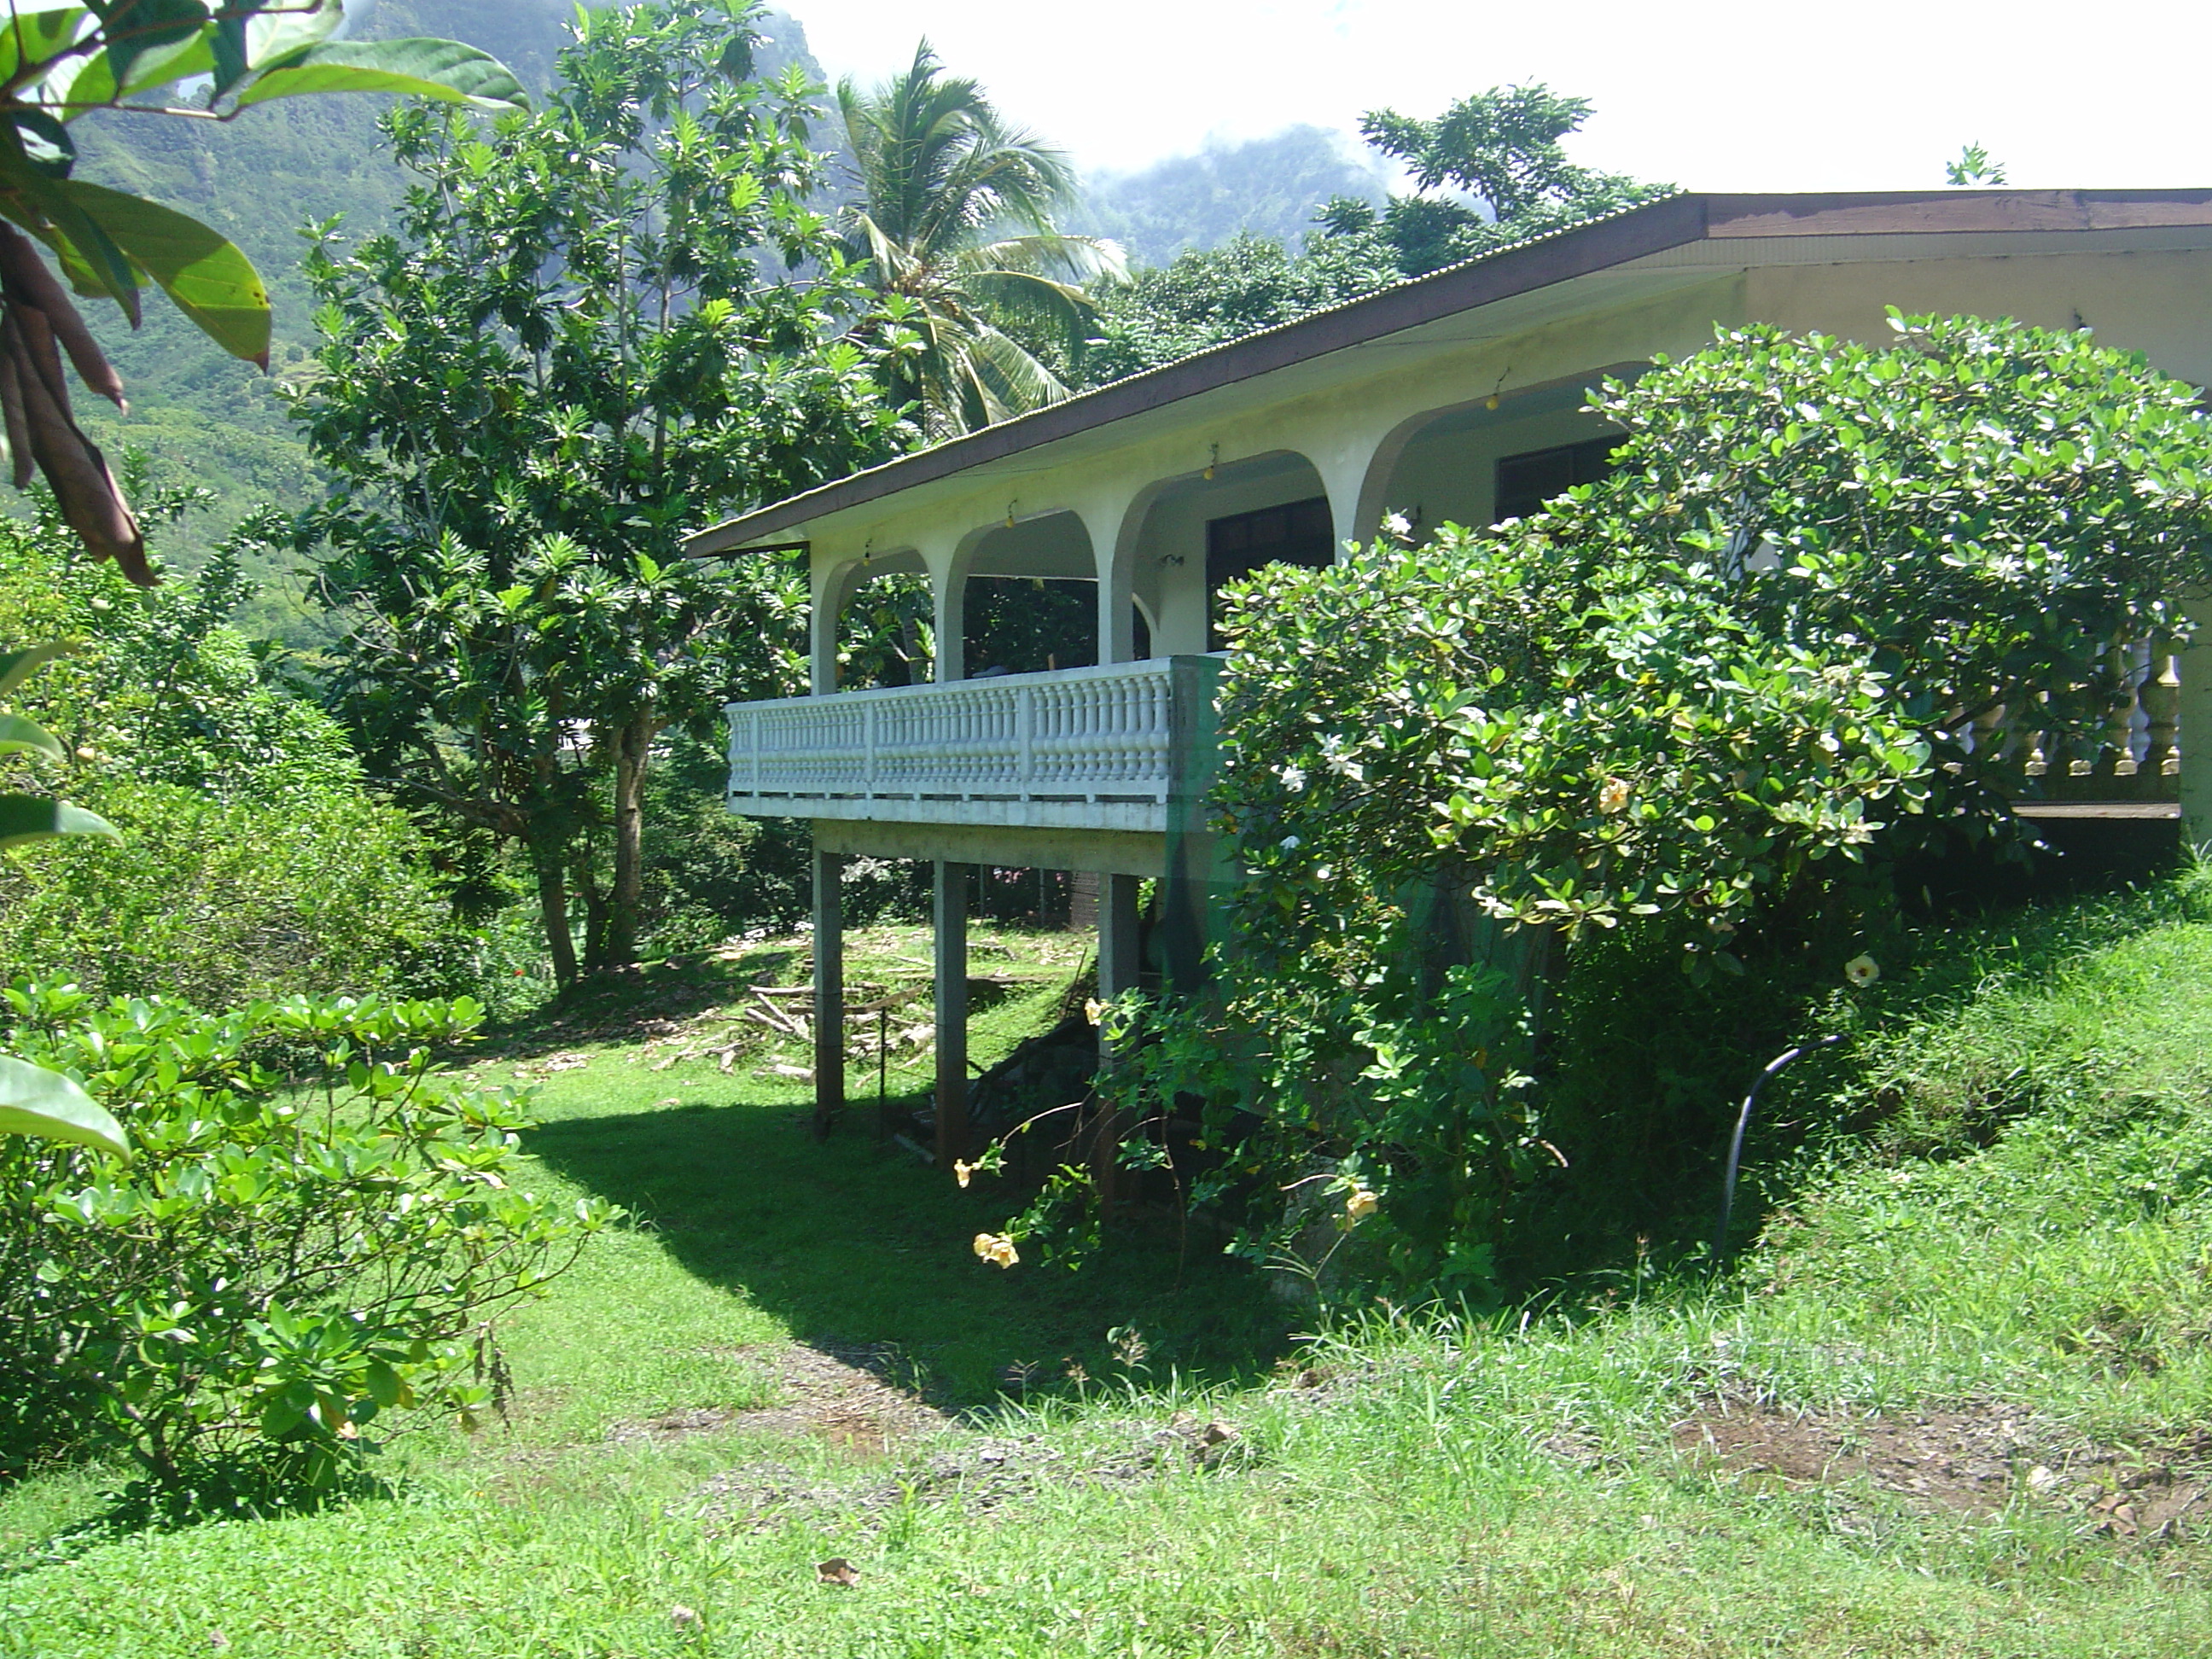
[606,1342,953,1453]
[690,1411,1251,1532]
[1669,1395,2212,1540]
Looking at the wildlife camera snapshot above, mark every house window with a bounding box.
[1206,495,1334,648]
[1493,436,1620,523]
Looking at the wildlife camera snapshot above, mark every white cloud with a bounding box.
[786,0,2212,190]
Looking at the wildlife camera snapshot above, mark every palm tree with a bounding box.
[837,42,1122,435]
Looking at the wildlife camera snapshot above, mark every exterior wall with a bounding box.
[1747,249,2212,382]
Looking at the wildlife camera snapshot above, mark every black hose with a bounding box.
[1714,1033,1848,1265]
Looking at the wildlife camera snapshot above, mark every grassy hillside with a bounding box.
[9,876,2212,1655]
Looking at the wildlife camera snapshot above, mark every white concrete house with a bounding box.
[686,189,2212,1152]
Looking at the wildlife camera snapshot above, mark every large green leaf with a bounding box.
[0,1053,126,1155]
[242,0,343,74]
[59,180,268,365]
[0,166,142,321]
[0,3,97,93]
[0,713,65,760]
[0,643,71,696]
[0,793,116,846]
[91,0,212,98]
[233,38,528,114]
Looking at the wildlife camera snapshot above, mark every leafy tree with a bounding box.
[294,0,906,985]
[0,0,522,1151]
[0,487,484,1010]
[1084,232,1397,386]
[836,40,1121,434]
[1946,143,2009,186]
[1318,84,1665,277]
[0,985,606,1498]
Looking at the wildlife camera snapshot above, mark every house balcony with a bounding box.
[723,655,1221,846]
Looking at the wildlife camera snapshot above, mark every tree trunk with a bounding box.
[576,843,611,978]
[604,712,653,970]
[533,846,579,987]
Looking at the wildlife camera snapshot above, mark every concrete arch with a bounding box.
[934,509,1101,682]
[1353,370,1645,549]
[812,545,924,693]
[1105,448,1335,657]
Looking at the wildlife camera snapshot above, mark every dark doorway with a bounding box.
[1206,496,1335,648]
[1493,436,1620,523]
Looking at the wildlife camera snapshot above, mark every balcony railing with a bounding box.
[724,656,1217,834]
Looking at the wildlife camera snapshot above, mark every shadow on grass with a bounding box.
[522,1089,1295,1413]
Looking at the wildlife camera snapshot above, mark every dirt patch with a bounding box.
[691,1412,1252,1532]
[606,1342,953,1452]
[1670,1395,2212,1539]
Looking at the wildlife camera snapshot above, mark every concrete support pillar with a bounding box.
[1086,493,1141,666]
[1097,873,1143,1008]
[932,555,966,684]
[810,845,843,1139]
[933,860,969,1167]
[2182,597,2212,854]
[810,561,852,695]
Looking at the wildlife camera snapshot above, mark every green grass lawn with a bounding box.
[9,905,2212,1656]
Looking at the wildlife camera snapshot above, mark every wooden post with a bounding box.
[2184,598,2212,854]
[934,860,969,1168]
[811,844,843,1141]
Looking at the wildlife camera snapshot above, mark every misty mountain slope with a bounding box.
[1071,125,1387,266]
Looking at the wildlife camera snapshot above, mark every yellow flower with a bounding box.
[1598,777,1631,815]
[954,1160,974,1189]
[1084,998,1106,1027]
[1844,954,1880,987]
[973,1231,1019,1268]
[1345,1186,1379,1222]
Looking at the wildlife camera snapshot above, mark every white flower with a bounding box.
[1279,765,1307,791]
[1279,835,1301,851]
[1598,777,1632,815]
[1844,954,1880,987]
[1382,510,1412,540]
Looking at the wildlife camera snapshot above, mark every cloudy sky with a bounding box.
[787,0,2209,189]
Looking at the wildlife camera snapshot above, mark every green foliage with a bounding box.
[0,775,484,1010]
[1318,84,1668,278]
[1945,143,2008,186]
[0,486,484,1009]
[294,0,905,984]
[1083,232,1396,385]
[0,0,525,576]
[1103,314,2212,1301]
[837,40,1121,434]
[0,984,603,1498]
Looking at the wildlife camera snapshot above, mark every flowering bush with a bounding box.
[1094,314,2212,1301]
[0,985,606,1501]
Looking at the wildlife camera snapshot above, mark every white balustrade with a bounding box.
[725,658,1200,830]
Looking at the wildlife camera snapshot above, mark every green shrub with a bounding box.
[1092,314,2212,1304]
[0,490,498,1006]
[0,777,477,1009]
[0,984,606,1500]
